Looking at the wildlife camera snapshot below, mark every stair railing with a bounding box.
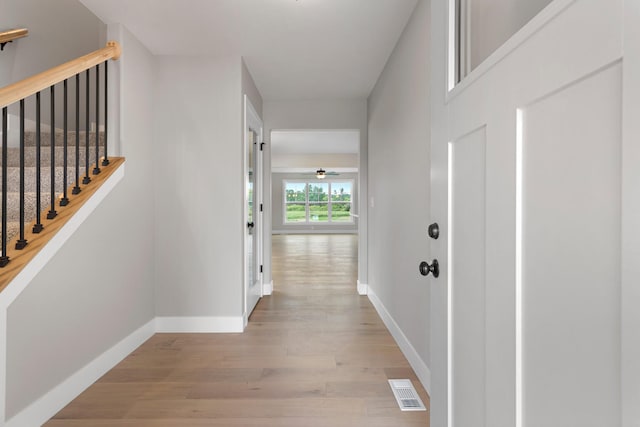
[0,41,121,271]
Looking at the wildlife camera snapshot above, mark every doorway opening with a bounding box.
[244,96,263,324]
[270,129,360,293]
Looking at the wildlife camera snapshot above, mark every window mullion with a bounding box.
[305,182,310,223]
[328,182,332,222]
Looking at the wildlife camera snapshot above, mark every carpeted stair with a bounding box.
[0,130,104,244]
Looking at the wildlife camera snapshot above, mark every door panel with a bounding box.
[450,128,487,427]
[245,96,262,320]
[245,127,259,316]
[430,1,627,426]
[247,128,257,293]
[521,63,621,426]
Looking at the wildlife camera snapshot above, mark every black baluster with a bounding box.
[72,73,81,194]
[60,79,69,206]
[93,64,101,175]
[47,85,57,220]
[16,100,27,249]
[1,107,9,267]
[102,60,109,167]
[33,92,43,234]
[82,69,91,185]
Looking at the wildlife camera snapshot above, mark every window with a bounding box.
[308,183,329,222]
[285,182,307,223]
[284,180,353,224]
[331,182,353,222]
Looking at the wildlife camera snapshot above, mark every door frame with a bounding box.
[267,128,362,293]
[243,95,263,326]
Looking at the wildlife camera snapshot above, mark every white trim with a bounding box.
[515,109,524,427]
[155,316,244,333]
[447,0,457,91]
[447,142,454,427]
[263,280,273,296]
[357,280,368,296]
[0,163,125,309]
[367,288,431,395]
[5,319,154,427]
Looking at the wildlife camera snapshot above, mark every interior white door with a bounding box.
[430,1,637,426]
[245,96,263,320]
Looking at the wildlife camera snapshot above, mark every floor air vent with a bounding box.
[388,379,427,411]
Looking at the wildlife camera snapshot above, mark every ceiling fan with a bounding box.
[303,168,340,179]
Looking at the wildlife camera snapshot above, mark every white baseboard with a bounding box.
[155,316,244,333]
[357,280,368,295]
[367,288,431,395]
[5,319,154,427]
[263,280,273,295]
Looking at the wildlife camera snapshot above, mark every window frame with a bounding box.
[283,179,354,225]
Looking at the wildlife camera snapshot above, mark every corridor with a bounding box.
[45,234,429,426]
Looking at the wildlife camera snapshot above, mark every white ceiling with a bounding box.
[271,130,359,155]
[79,0,418,100]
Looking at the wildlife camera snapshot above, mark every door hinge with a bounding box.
[260,203,263,212]
[260,142,265,151]
[260,265,263,273]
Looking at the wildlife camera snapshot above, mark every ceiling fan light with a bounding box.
[316,168,326,179]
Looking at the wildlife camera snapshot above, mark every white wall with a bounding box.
[263,99,368,287]
[242,59,263,119]
[367,0,431,381]
[0,0,104,87]
[4,24,156,419]
[272,153,358,171]
[153,55,245,322]
[272,173,358,234]
[0,0,105,129]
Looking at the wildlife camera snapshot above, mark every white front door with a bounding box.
[245,96,263,321]
[430,1,640,426]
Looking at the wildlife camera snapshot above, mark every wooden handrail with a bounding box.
[0,28,28,45]
[0,41,121,109]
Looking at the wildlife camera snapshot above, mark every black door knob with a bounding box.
[247,222,254,228]
[428,223,439,239]
[419,260,440,278]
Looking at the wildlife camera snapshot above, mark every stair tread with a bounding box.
[23,130,105,147]
[0,130,104,245]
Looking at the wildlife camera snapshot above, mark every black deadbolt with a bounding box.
[428,223,439,240]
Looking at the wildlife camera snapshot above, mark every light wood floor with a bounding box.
[45,234,429,426]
